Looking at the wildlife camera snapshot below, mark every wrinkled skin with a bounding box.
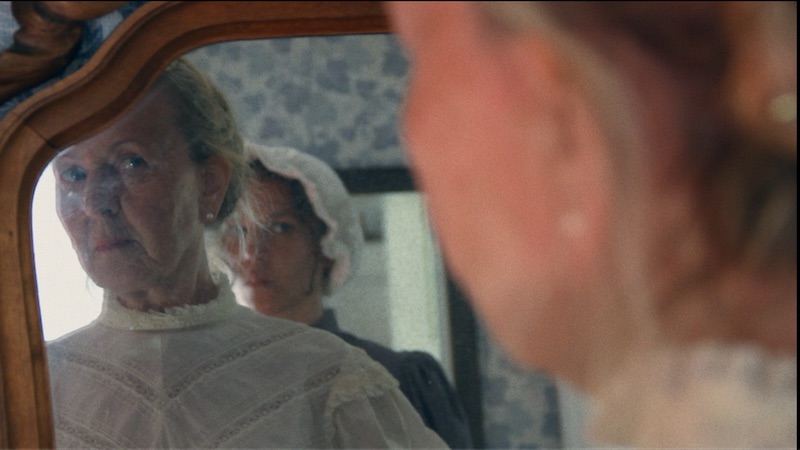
[53,87,227,311]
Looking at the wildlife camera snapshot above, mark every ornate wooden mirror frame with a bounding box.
[0,2,389,447]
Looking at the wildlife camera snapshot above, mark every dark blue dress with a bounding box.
[313,309,473,449]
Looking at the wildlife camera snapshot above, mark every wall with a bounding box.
[187,35,409,169]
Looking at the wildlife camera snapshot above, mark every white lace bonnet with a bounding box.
[245,143,364,295]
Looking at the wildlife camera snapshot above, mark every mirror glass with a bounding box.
[34,183,451,373]
[30,32,587,448]
[33,33,430,342]
[31,32,469,446]
[33,33,453,361]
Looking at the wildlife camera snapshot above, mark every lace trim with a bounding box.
[211,365,342,447]
[56,418,125,449]
[589,342,797,448]
[50,327,307,409]
[53,347,164,409]
[97,274,237,330]
[166,327,305,398]
[322,358,400,443]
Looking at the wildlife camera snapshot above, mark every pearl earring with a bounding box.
[206,213,215,222]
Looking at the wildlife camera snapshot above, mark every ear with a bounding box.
[391,1,618,280]
[472,15,618,273]
[199,155,232,222]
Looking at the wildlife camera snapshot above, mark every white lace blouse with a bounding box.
[46,278,447,448]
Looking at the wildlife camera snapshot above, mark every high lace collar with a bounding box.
[97,274,238,330]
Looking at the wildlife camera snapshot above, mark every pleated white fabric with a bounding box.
[47,277,447,449]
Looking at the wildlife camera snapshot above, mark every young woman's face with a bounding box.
[222,178,329,321]
[53,89,209,295]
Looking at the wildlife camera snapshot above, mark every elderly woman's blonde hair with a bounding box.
[153,58,249,227]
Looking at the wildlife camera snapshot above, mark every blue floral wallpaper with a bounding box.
[0,3,15,49]
[187,35,410,169]
[0,3,569,448]
[479,326,564,449]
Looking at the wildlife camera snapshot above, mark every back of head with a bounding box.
[386,2,796,387]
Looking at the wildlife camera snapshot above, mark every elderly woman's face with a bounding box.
[222,178,328,321]
[53,88,208,294]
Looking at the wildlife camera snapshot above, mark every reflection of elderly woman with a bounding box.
[45,59,446,448]
[217,143,472,448]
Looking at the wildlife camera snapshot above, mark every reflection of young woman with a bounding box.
[218,143,472,449]
[46,59,446,448]
[388,2,796,448]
